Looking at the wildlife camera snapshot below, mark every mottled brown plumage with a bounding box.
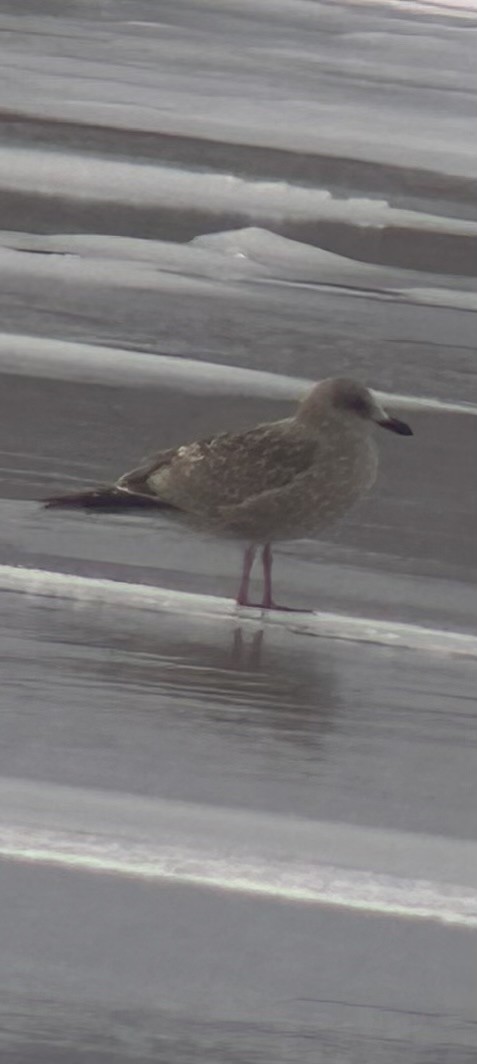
[44,378,412,610]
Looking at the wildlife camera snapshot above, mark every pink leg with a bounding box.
[235,544,257,606]
[261,542,313,613]
[261,542,274,609]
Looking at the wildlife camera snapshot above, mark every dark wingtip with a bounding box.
[42,494,85,508]
[378,417,413,437]
[42,487,177,511]
[41,487,117,509]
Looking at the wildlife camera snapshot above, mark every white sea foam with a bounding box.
[0,149,476,236]
[0,332,307,397]
[0,332,476,415]
[1,564,477,657]
[1,2,476,178]
[1,228,475,316]
[350,0,477,16]
[0,778,476,926]
[397,287,477,311]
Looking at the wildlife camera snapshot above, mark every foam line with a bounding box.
[0,333,475,415]
[349,0,477,17]
[0,332,305,399]
[2,230,476,316]
[0,779,476,926]
[1,147,476,236]
[2,564,476,657]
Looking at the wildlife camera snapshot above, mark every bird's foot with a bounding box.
[236,598,313,614]
[266,602,314,613]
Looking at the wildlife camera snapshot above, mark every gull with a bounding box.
[44,378,412,610]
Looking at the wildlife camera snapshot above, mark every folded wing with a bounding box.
[118,423,317,517]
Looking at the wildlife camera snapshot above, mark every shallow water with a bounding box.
[0,0,476,1060]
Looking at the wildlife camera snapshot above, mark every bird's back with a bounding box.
[119,414,377,541]
[121,418,317,514]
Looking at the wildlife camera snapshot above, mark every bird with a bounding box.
[43,378,413,611]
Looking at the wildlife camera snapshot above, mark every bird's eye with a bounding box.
[345,394,369,417]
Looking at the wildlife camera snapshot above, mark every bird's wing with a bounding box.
[116,446,182,497]
[118,424,317,512]
[217,468,314,537]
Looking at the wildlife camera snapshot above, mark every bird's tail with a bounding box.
[43,486,166,510]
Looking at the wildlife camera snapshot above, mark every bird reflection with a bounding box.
[38,606,339,759]
[230,626,265,669]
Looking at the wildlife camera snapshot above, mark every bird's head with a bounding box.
[298,378,413,436]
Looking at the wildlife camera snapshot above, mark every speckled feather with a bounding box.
[44,379,411,550]
[117,412,378,542]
